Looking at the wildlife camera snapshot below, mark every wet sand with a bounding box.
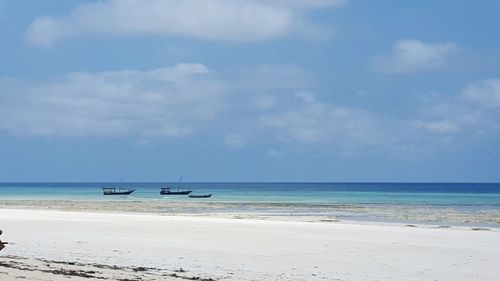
[1,199,499,225]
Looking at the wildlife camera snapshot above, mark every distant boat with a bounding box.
[102,187,135,195]
[160,176,192,195]
[188,194,212,198]
[103,175,135,195]
[160,187,192,195]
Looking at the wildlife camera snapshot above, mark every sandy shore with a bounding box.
[1,199,500,225]
[0,209,499,280]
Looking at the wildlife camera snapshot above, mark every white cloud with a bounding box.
[0,63,317,140]
[374,39,458,74]
[254,95,276,110]
[26,0,343,46]
[10,63,498,152]
[0,1,5,20]
[256,0,347,9]
[416,79,500,136]
[224,134,246,147]
[259,93,386,146]
[416,120,462,134]
[294,91,315,103]
[0,64,225,137]
[462,79,500,108]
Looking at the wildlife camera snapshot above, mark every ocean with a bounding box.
[1,182,500,225]
[1,182,500,205]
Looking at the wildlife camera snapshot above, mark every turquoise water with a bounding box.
[1,182,500,206]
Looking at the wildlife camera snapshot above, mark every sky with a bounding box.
[1,0,500,182]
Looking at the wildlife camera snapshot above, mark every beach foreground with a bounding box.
[1,209,499,281]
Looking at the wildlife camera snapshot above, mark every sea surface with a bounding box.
[1,182,500,225]
[1,182,500,204]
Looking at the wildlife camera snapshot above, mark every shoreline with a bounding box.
[1,199,499,227]
[1,208,499,281]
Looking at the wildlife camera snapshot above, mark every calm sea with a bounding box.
[1,182,500,206]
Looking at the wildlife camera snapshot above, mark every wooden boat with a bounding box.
[103,175,135,195]
[160,187,191,195]
[160,176,192,195]
[188,194,212,198]
[102,187,135,195]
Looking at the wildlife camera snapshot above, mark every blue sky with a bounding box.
[1,0,500,182]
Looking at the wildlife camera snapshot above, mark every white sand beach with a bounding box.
[0,208,499,281]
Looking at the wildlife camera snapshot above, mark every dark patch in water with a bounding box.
[471,227,490,231]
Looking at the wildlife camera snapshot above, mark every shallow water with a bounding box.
[1,182,500,226]
[1,182,500,205]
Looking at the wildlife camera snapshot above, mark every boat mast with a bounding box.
[178,176,183,192]
[119,174,124,190]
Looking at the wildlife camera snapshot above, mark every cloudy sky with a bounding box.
[1,0,500,182]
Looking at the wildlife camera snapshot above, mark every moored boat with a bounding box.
[160,187,192,195]
[102,187,135,195]
[188,194,212,198]
[161,176,192,195]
